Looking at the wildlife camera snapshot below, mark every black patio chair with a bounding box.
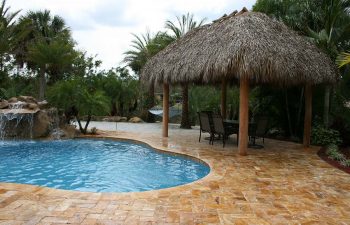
[211,113,237,147]
[198,111,213,143]
[249,117,269,146]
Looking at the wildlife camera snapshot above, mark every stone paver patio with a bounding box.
[1,123,350,224]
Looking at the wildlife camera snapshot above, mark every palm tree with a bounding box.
[124,32,152,75]
[124,31,173,122]
[27,38,76,100]
[23,10,71,42]
[17,10,75,100]
[307,0,350,127]
[165,13,206,129]
[0,0,21,68]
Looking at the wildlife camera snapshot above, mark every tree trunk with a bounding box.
[120,102,124,116]
[221,79,227,119]
[76,115,85,134]
[83,115,92,134]
[39,67,46,101]
[111,102,117,116]
[303,85,313,148]
[285,90,294,138]
[323,85,330,128]
[146,83,155,122]
[295,87,304,135]
[180,83,191,129]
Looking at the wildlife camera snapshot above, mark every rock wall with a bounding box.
[0,96,60,139]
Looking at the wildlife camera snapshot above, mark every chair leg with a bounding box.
[263,137,264,144]
[223,135,226,148]
[199,130,201,142]
[252,136,256,145]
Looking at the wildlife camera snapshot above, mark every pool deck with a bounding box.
[1,123,350,224]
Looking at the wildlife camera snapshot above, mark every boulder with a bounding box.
[38,100,48,109]
[102,116,128,122]
[129,117,143,123]
[0,100,9,109]
[120,117,128,122]
[32,111,51,138]
[8,97,18,103]
[18,96,38,104]
[61,124,79,138]
[28,103,39,110]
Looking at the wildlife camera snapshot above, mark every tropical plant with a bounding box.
[0,0,23,68]
[311,120,342,146]
[124,31,173,122]
[27,38,76,100]
[254,0,350,128]
[337,52,350,67]
[309,0,350,127]
[326,144,345,160]
[165,13,206,129]
[124,31,172,75]
[98,67,139,116]
[15,10,75,100]
[48,78,110,134]
[253,0,324,32]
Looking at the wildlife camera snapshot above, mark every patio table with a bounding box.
[223,119,263,149]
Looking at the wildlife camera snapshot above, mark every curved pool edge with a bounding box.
[75,135,215,194]
[78,135,211,168]
[0,133,216,196]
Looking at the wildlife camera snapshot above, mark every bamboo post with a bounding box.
[221,79,227,119]
[238,78,249,156]
[303,84,312,148]
[163,83,170,137]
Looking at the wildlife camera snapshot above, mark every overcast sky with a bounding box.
[9,0,256,69]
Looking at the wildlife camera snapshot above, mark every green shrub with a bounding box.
[311,124,342,146]
[326,144,344,160]
[340,159,350,167]
[325,144,350,167]
[90,127,97,135]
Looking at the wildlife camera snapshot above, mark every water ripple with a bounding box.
[0,139,209,192]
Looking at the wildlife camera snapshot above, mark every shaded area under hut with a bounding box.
[141,8,338,155]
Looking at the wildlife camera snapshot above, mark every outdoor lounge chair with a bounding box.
[198,111,213,143]
[211,113,237,147]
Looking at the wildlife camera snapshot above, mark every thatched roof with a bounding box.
[141,8,338,86]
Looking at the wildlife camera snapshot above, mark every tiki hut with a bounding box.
[141,8,338,155]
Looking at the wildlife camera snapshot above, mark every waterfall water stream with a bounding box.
[0,97,64,140]
[0,102,35,140]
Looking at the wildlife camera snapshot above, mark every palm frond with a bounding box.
[337,52,350,67]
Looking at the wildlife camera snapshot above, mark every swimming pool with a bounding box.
[0,139,210,192]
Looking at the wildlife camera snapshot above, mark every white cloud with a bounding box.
[8,0,256,69]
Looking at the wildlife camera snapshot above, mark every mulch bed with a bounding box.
[318,147,350,174]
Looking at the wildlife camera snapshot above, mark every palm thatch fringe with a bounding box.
[141,8,338,86]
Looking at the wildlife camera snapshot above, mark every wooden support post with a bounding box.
[221,79,227,119]
[303,84,312,148]
[163,83,170,138]
[238,78,249,156]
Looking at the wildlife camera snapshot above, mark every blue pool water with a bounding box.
[0,139,209,192]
